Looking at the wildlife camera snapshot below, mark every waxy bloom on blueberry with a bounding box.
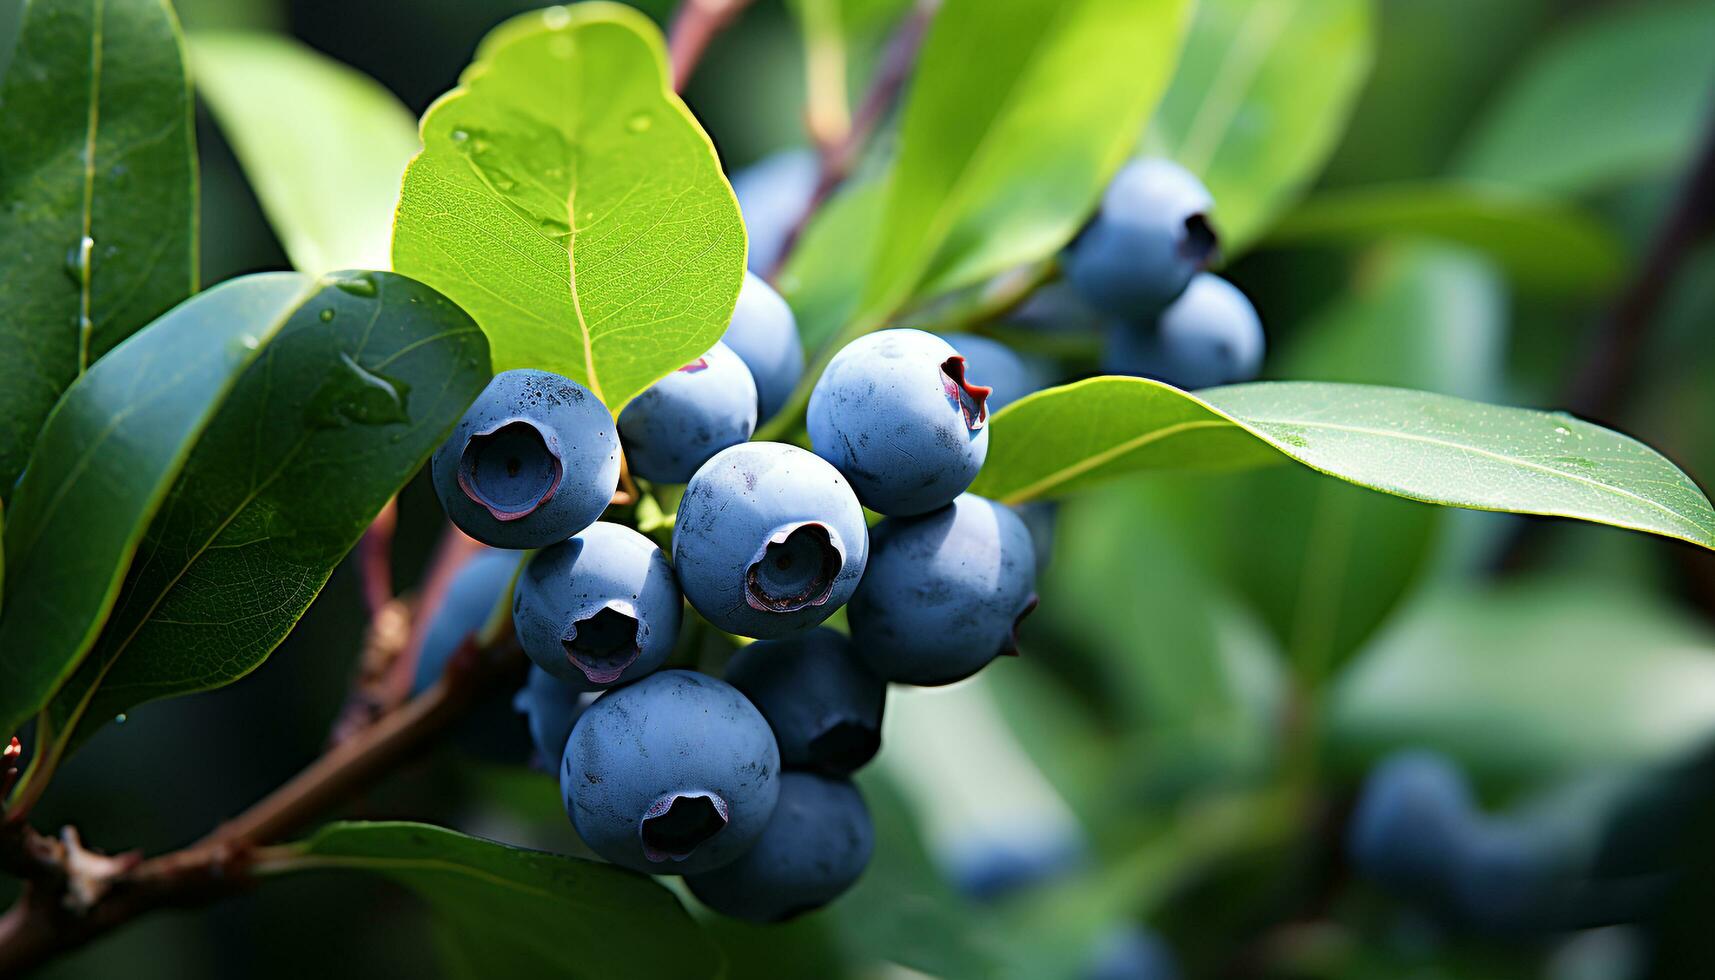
[430,369,619,549]
[562,671,780,875]
[724,628,886,775]
[513,521,682,690]
[1063,157,1217,319]
[618,342,757,483]
[674,442,868,639]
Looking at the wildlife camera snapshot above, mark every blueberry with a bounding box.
[1449,819,1560,932]
[673,442,868,639]
[618,343,757,483]
[731,148,819,274]
[1007,280,1122,337]
[724,628,886,775]
[808,328,990,516]
[722,272,804,422]
[935,332,1051,412]
[411,548,524,695]
[431,369,620,549]
[514,666,593,770]
[848,494,1038,686]
[685,771,873,922]
[562,670,780,874]
[1084,926,1180,980]
[1062,158,1217,319]
[947,830,1085,902]
[513,521,682,689]
[1154,274,1265,389]
[1347,751,1475,902]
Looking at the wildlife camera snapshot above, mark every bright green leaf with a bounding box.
[1266,181,1624,295]
[1328,582,1715,781]
[1455,1,1715,194]
[0,0,198,498]
[862,0,1194,313]
[191,32,420,275]
[266,821,721,980]
[392,2,745,411]
[1150,0,1373,251]
[777,177,886,352]
[36,272,489,767]
[0,274,313,741]
[971,379,1715,551]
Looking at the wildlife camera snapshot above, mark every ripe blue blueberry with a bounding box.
[730,148,818,274]
[685,772,873,922]
[1153,274,1264,389]
[411,548,524,696]
[949,830,1085,902]
[808,328,991,516]
[848,494,1038,686]
[935,332,1051,412]
[722,272,804,422]
[723,628,886,775]
[431,369,620,549]
[618,343,757,483]
[514,666,592,770]
[1347,751,1475,902]
[513,521,682,690]
[1084,926,1181,980]
[674,442,868,639]
[1062,158,1217,319]
[562,670,780,875]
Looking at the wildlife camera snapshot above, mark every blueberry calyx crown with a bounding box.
[1178,212,1220,269]
[745,521,845,614]
[455,417,564,521]
[561,601,645,685]
[640,791,730,862]
[939,356,992,432]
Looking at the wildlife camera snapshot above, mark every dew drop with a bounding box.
[542,5,571,28]
[307,352,413,428]
[115,713,127,724]
[450,128,470,143]
[330,271,379,297]
[240,333,261,350]
[64,235,93,285]
[319,308,336,322]
[1553,425,1571,436]
[626,113,652,133]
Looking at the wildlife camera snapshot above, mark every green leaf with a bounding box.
[190,32,420,275]
[267,821,721,980]
[392,2,744,411]
[0,0,198,498]
[1266,182,1624,295]
[861,0,1194,313]
[777,177,886,352]
[0,273,311,740]
[1149,0,1373,251]
[1454,1,1715,194]
[971,379,1715,551]
[36,271,488,765]
[1328,582,1715,781]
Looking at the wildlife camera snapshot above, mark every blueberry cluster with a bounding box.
[423,271,1037,922]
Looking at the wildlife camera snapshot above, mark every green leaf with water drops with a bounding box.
[190,31,420,275]
[32,271,488,769]
[264,821,722,980]
[0,0,198,501]
[0,274,312,743]
[970,379,1715,551]
[1149,0,1372,252]
[391,2,744,412]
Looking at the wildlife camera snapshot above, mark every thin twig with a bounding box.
[356,498,398,618]
[667,0,758,93]
[766,0,937,282]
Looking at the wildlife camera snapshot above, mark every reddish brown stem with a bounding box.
[667,0,757,93]
[357,498,398,617]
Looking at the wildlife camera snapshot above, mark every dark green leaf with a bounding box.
[37,271,488,764]
[861,0,1193,314]
[1149,0,1372,250]
[1266,182,1624,294]
[0,273,313,741]
[0,0,198,497]
[266,821,722,980]
[1455,1,1715,194]
[392,2,745,411]
[191,32,419,275]
[1328,582,1715,781]
[971,379,1715,551]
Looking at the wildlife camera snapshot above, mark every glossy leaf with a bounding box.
[777,178,886,352]
[1328,582,1715,781]
[1267,182,1624,294]
[191,32,420,275]
[1149,0,1372,251]
[971,379,1715,551]
[267,821,721,979]
[392,2,744,411]
[0,0,197,498]
[37,272,489,764]
[0,274,313,741]
[1455,1,1715,194]
[861,0,1193,313]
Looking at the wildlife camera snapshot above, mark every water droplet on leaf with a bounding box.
[307,352,412,428]
[627,113,652,133]
[330,272,379,297]
[542,5,571,28]
[319,308,336,322]
[63,235,93,285]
